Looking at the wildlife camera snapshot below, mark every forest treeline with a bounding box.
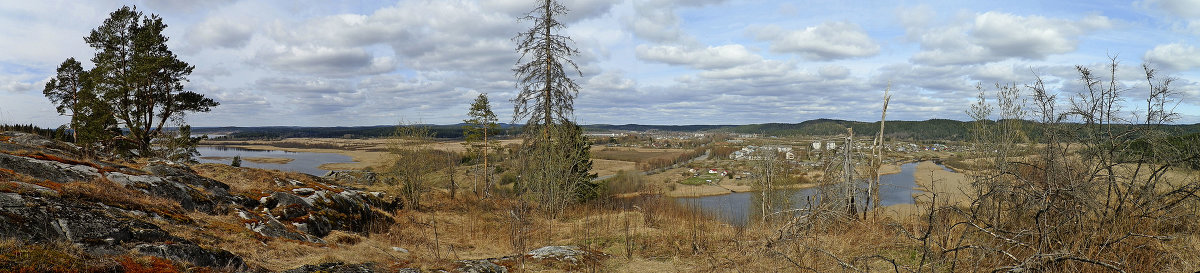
[195,119,1200,141]
[722,118,1200,140]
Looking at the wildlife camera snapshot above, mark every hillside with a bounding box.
[0,131,614,272]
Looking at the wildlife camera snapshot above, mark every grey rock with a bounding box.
[324,170,378,185]
[0,152,99,183]
[456,259,508,273]
[0,192,24,207]
[527,246,586,263]
[0,191,245,270]
[135,243,245,269]
[292,187,316,196]
[283,262,387,273]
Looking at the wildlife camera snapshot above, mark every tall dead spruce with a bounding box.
[512,0,595,214]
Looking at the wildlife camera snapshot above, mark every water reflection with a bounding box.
[194,146,353,176]
[674,162,946,226]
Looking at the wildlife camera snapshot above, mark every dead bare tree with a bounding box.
[936,57,1200,272]
[867,85,891,217]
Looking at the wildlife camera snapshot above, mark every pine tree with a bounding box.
[84,6,217,157]
[42,58,86,142]
[464,93,499,197]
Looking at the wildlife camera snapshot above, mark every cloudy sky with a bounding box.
[2,0,1199,127]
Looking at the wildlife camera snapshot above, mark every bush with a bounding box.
[604,170,646,196]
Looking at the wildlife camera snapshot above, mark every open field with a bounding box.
[592,159,638,178]
[591,147,691,163]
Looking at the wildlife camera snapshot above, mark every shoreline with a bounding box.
[663,163,904,198]
[199,144,388,171]
[198,156,295,164]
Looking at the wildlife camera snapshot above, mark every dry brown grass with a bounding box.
[592,147,690,164]
[191,163,334,198]
[58,178,188,221]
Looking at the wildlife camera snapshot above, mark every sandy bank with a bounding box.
[911,161,971,208]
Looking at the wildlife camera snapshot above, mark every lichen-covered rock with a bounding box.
[455,259,508,273]
[324,170,378,185]
[134,243,245,269]
[526,246,586,263]
[237,208,324,243]
[254,186,395,239]
[523,245,608,269]
[0,152,99,183]
[0,191,245,269]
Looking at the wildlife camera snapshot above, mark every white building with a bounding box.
[811,141,837,150]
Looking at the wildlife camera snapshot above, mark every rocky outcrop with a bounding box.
[0,132,400,270]
[0,191,245,269]
[324,170,378,185]
[282,262,409,273]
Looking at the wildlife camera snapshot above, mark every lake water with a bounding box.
[194,146,354,176]
[673,162,951,226]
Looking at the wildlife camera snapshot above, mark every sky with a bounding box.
[2,0,1199,127]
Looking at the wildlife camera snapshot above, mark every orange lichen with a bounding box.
[117,256,181,273]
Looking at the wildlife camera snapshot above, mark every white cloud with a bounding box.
[907,11,1112,65]
[753,21,881,61]
[696,60,799,80]
[635,44,761,69]
[1145,43,1200,70]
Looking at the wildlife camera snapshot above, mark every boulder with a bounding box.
[455,259,508,273]
[526,246,587,263]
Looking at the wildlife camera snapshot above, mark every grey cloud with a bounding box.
[622,6,687,44]
[1141,0,1200,18]
[0,75,37,93]
[873,63,973,96]
[585,71,637,91]
[752,22,881,61]
[620,0,726,44]
[819,65,850,79]
[254,46,396,76]
[189,16,253,49]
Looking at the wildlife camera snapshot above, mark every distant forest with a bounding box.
[721,118,1200,141]
[173,119,1200,141]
